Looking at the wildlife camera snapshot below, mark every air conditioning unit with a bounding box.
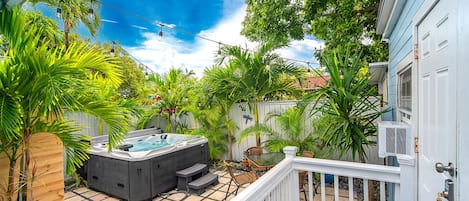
[378,121,412,158]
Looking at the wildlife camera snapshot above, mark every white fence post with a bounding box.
[283,146,300,201]
[397,155,416,201]
[283,146,298,158]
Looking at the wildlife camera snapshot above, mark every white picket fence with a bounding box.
[228,101,301,161]
[64,100,383,164]
[64,112,108,137]
[221,100,382,164]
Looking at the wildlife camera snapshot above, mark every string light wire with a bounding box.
[95,0,320,67]
[103,38,155,74]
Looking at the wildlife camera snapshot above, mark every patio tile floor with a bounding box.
[65,169,358,201]
[65,169,244,201]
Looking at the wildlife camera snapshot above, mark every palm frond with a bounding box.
[32,120,89,175]
[0,89,22,142]
[75,96,130,150]
[238,124,274,144]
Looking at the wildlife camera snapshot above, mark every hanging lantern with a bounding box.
[56,7,62,18]
[88,0,94,19]
[158,26,163,40]
[88,8,94,19]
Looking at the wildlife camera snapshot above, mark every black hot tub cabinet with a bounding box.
[87,128,209,201]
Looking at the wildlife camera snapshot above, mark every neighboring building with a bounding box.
[376,0,468,200]
[368,62,390,118]
[298,75,330,91]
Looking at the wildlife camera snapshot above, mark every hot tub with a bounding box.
[87,128,209,201]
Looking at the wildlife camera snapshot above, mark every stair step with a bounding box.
[176,163,207,177]
[188,173,218,195]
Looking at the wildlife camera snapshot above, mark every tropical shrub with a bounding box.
[190,107,232,160]
[305,48,386,161]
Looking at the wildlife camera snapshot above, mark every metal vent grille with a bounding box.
[386,128,396,153]
[378,122,412,158]
[396,128,407,154]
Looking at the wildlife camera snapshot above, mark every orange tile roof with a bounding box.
[295,75,330,91]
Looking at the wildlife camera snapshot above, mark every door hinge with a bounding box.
[414,44,419,60]
[414,137,419,153]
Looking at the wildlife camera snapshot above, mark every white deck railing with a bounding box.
[232,146,416,201]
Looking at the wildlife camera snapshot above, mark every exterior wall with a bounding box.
[384,2,424,200]
[387,0,424,120]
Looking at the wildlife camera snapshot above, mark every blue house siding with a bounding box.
[386,0,423,120]
[383,1,424,200]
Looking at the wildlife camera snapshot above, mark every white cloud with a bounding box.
[276,39,324,67]
[127,4,324,77]
[101,19,118,24]
[155,22,176,29]
[131,25,148,30]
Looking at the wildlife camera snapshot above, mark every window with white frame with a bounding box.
[398,65,412,122]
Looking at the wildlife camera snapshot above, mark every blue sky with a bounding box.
[38,0,324,77]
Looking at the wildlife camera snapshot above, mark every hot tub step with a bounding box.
[188,173,218,195]
[176,163,208,191]
[176,163,208,177]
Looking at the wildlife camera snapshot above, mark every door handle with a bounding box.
[435,162,455,176]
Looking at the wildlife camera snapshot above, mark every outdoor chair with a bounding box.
[248,160,269,172]
[245,146,263,155]
[223,160,258,200]
[299,171,308,201]
[242,146,263,170]
[299,150,316,201]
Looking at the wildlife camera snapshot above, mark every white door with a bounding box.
[417,0,458,200]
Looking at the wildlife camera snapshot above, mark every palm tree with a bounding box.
[30,0,100,48]
[0,10,63,54]
[217,41,303,146]
[145,68,196,132]
[239,106,320,154]
[25,10,63,47]
[203,64,243,160]
[0,8,128,200]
